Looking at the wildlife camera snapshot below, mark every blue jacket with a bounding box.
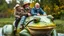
[31,7,46,16]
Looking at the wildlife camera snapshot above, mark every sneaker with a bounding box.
[14,27,16,31]
[20,25,24,30]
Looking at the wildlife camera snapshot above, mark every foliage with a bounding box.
[0,0,8,12]
[0,0,16,18]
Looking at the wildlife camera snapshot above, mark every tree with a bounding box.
[0,0,8,12]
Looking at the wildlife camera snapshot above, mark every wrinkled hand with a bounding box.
[28,13,31,16]
[37,13,40,16]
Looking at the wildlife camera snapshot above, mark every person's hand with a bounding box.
[28,13,31,16]
[17,16,20,18]
[37,13,40,16]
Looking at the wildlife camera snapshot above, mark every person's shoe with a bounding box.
[13,29,17,36]
[20,25,22,29]
[20,25,24,30]
[14,27,16,31]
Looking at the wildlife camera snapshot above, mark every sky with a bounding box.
[5,0,12,4]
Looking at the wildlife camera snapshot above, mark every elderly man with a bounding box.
[19,2,31,29]
[31,3,46,16]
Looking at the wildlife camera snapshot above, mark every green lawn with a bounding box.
[0,18,64,33]
[0,18,15,27]
[54,20,64,33]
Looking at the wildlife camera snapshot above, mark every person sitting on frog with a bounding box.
[31,3,47,16]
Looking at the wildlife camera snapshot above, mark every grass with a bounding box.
[0,18,64,33]
[54,20,64,33]
[0,18,15,27]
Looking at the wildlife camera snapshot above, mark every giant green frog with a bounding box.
[2,16,57,36]
[17,16,57,36]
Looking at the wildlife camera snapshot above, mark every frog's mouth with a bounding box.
[27,23,56,29]
[28,26,54,29]
[27,26,54,36]
[26,23,56,36]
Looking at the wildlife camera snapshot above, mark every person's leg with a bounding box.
[20,16,26,29]
[20,16,26,24]
[14,17,21,36]
[15,17,21,29]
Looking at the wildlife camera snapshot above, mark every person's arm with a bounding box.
[21,12,28,16]
[40,8,47,15]
[31,8,37,15]
[14,10,20,18]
